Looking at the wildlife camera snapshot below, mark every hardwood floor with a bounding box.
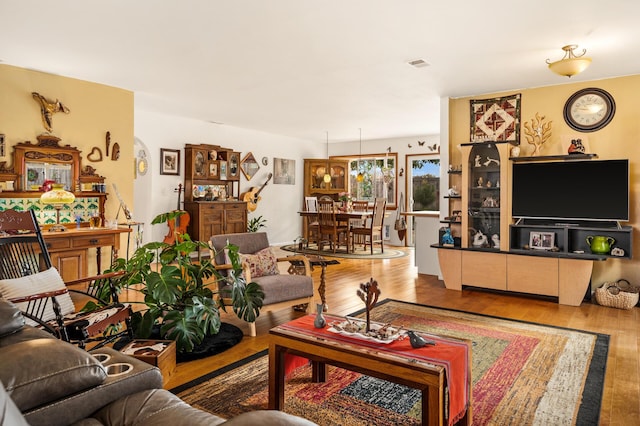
[161,247,638,425]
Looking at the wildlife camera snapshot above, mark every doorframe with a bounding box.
[404,152,441,246]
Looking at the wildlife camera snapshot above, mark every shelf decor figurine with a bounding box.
[441,228,455,246]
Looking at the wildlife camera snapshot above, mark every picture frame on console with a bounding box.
[529,231,554,250]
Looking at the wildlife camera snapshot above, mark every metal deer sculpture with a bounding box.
[32,92,70,132]
[357,278,380,332]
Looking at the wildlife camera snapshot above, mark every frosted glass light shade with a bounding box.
[548,57,591,77]
[40,188,75,205]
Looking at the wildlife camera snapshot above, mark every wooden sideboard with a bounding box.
[184,201,247,243]
[43,227,131,281]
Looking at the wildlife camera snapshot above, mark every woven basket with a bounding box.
[595,279,639,310]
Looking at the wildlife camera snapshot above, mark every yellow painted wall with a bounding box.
[449,74,640,287]
[0,64,134,273]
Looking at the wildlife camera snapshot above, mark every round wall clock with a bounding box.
[563,88,615,132]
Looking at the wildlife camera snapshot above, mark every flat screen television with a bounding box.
[511,159,629,222]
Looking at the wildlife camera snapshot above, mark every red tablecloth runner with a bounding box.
[278,314,469,426]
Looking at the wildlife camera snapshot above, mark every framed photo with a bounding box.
[208,161,219,178]
[160,149,180,175]
[219,160,228,180]
[273,158,295,185]
[529,231,555,250]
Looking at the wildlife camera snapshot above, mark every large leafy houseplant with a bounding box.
[108,211,264,353]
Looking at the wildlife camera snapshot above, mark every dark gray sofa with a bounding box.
[0,299,316,426]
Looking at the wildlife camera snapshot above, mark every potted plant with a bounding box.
[106,211,264,353]
[247,215,267,232]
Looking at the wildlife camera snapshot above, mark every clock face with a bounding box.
[564,88,615,132]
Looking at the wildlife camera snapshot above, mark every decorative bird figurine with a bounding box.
[32,92,70,132]
[407,143,412,148]
[418,140,425,146]
[407,330,436,348]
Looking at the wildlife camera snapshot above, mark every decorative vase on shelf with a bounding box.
[314,303,326,328]
[511,146,520,158]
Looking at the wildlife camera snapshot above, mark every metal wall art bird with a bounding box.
[32,92,70,132]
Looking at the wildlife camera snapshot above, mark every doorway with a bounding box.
[404,153,440,247]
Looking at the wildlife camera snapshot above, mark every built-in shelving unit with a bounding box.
[432,142,632,306]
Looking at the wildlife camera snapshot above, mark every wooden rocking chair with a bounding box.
[0,209,133,349]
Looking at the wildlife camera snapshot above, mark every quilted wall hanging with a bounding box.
[470,93,521,143]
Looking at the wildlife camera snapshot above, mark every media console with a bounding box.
[436,143,632,306]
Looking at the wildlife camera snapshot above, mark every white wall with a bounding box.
[134,110,322,245]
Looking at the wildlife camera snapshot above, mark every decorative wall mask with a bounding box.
[32,92,70,132]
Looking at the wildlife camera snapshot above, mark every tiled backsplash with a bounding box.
[0,196,100,225]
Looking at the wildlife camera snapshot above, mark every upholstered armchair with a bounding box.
[210,232,315,336]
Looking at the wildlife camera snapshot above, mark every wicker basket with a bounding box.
[595,279,639,310]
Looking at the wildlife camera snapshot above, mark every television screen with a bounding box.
[511,159,629,222]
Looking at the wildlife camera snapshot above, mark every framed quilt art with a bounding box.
[470,93,521,143]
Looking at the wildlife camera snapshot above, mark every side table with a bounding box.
[287,255,339,311]
[120,339,176,384]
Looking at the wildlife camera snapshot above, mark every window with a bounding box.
[348,155,396,206]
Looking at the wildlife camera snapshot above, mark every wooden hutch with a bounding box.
[0,135,130,281]
[182,143,247,242]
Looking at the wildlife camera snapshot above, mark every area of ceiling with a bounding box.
[1,1,639,143]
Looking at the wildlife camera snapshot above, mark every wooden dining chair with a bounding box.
[350,200,369,246]
[350,198,386,254]
[317,199,349,253]
[304,196,319,248]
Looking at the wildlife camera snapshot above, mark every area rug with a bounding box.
[280,244,408,260]
[171,299,608,425]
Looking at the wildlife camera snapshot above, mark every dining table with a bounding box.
[298,209,373,254]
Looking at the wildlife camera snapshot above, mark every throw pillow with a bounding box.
[0,267,75,325]
[239,247,279,278]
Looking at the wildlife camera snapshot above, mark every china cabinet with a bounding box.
[182,143,247,242]
[303,159,349,200]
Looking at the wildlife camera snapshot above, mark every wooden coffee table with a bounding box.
[268,315,471,426]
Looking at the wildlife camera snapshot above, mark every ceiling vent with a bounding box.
[408,59,429,68]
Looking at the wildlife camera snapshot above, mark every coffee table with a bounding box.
[268,315,471,426]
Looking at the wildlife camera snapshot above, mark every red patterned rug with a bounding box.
[172,299,608,425]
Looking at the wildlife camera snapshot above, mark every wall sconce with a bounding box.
[546,45,591,77]
[40,186,75,232]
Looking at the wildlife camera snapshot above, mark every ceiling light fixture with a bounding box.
[546,45,591,77]
[356,128,365,183]
[323,131,331,183]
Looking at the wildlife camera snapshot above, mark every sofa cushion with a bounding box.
[0,380,30,426]
[90,388,226,426]
[0,299,25,337]
[0,338,106,412]
[0,267,75,325]
[254,274,314,305]
[239,247,279,278]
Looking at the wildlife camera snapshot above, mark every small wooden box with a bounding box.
[120,339,176,383]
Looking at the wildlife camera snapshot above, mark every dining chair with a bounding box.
[317,199,349,253]
[304,197,319,248]
[350,198,386,254]
[350,200,369,245]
